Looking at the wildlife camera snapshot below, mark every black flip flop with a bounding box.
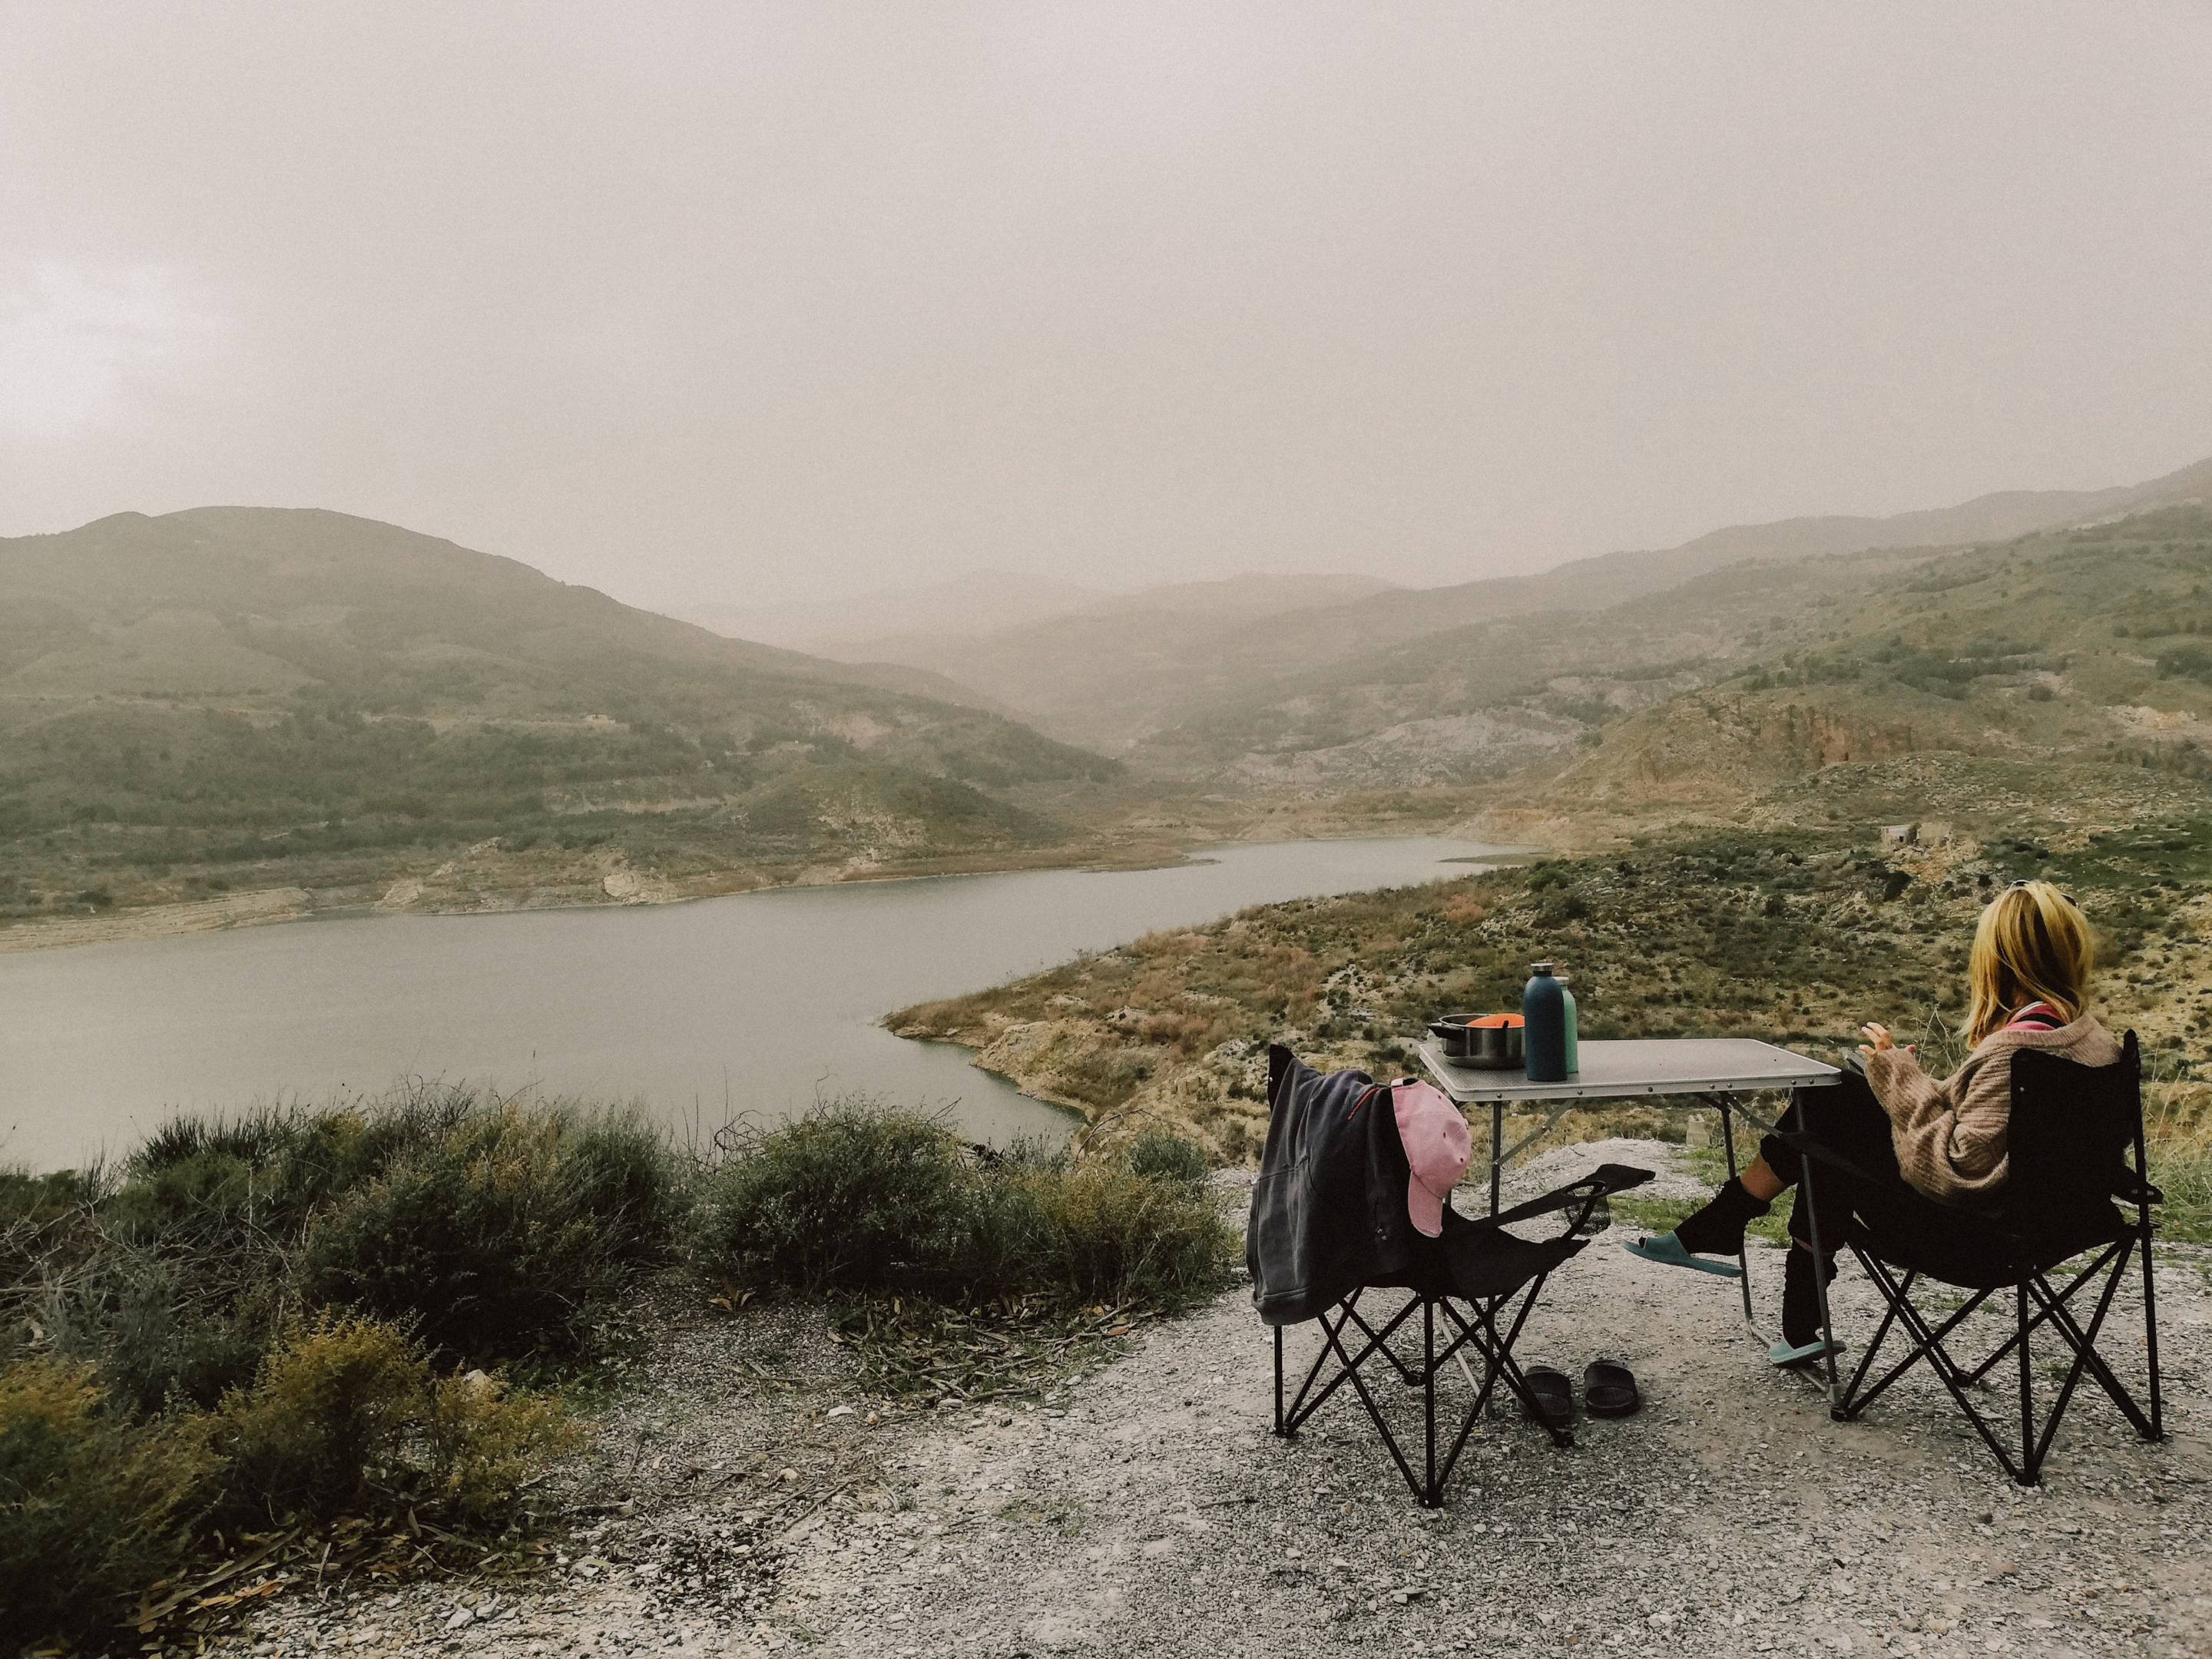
[1582,1358,1641,1418]
[1522,1365,1573,1428]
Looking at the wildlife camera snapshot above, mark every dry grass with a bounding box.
[2144,1081,2212,1242]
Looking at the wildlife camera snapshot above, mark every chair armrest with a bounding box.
[2115,1175,2165,1207]
[1457,1164,1654,1233]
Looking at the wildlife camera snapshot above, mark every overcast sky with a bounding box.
[3,4,2210,611]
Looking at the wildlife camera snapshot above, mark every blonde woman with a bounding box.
[1626,879,2118,1366]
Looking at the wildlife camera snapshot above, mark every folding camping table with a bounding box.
[1419,1037,1846,1391]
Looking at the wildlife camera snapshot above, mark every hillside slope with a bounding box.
[1472,504,2212,842]
[788,573,1402,749]
[891,818,2212,1160]
[1122,504,2212,853]
[0,508,1133,936]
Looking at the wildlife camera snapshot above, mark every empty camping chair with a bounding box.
[1249,1045,1651,1506]
[1780,1033,2164,1486]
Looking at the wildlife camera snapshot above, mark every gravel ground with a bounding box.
[236,1144,2210,1659]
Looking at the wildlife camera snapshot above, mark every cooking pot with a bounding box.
[1426,1015,1475,1060]
[1462,1013,1525,1070]
[1427,1012,1525,1068]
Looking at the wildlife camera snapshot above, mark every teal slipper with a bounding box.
[1621,1231,1742,1278]
[1769,1336,1846,1369]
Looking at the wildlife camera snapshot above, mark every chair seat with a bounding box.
[1841,1193,2130,1291]
[1441,1207,1588,1298]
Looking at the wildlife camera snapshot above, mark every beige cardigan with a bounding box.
[1863,1015,2121,1203]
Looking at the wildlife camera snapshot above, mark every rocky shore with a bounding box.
[224,1146,2208,1659]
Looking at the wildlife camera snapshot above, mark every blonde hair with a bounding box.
[1963,879,2093,1044]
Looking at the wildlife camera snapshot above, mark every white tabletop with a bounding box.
[1418,1036,1840,1104]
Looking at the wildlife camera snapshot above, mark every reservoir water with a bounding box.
[2,836,1508,1172]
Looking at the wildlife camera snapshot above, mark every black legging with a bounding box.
[1757,1069,1987,1267]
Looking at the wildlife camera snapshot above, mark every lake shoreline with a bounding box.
[2,830,1546,956]
[0,839,1236,956]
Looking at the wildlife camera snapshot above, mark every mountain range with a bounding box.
[675,452,2212,752]
[6,448,2211,939]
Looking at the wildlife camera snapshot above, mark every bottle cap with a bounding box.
[1531,962,1554,975]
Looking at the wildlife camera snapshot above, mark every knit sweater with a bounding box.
[1863,1013,2121,1203]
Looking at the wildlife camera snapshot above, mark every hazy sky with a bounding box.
[4,4,2210,611]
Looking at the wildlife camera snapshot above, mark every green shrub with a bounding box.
[692,1101,1235,1312]
[298,1104,681,1365]
[2146,1084,2212,1243]
[8,1088,681,1428]
[1127,1131,1208,1189]
[0,1359,213,1653]
[1000,1158,1232,1308]
[690,1104,985,1297]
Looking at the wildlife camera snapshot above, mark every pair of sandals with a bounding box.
[1522,1359,1639,1426]
[1624,1229,1847,1372]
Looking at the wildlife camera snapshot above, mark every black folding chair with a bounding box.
[1784,1032,2164,1486]
[1271,1163,1652,1507]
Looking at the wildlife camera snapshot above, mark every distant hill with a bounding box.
[679,569,1104,656]
[0,508,1130,933]
[839,452,2212,749]
[796,572,1402,748]
[1140,503,2212,846]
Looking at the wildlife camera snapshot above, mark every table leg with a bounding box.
[1793,1088,1843,1412]
[1490,1101,1503,1217]
[1718,1101,1753,1322]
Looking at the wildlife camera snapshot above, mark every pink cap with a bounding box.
[1392,1080,1471,1237]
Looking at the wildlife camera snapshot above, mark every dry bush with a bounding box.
[2144,1081,2212,1242]
[0,1359,214,1653]
[213,1316,581,1532]
[1000,1157,1229,1310]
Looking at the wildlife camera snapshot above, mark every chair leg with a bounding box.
[2017,1282,2038,1486]
[2140,1215,2165,1441]
[1855,1260,2026,1484]
[1422,1298,1439,1507]
[1273,1324,1286,1439]
[1845,1247,2154,1487]
[1962,1240,2124,1385]
[1277,1275,1571,1507]
[1843,1257,1997,1416]
[2026,1253,2156,1442]
[1285,1292,1423,1434]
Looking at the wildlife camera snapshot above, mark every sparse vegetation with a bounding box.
[896,816,2212,1179]
[1,1088,1243,1647]
[690,1101,1233,1313]
[0,1086,680,1652]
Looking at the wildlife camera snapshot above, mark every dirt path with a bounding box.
[240,1147,2210,1659]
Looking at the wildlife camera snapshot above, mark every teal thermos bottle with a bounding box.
[1523,962,1568,1082]
[1558,973,1579,1077]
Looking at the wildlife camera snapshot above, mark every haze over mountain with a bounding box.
[680,571,1104,656]
[808,451,2212,750]
[680,571,1398,659]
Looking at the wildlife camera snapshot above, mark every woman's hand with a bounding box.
[1858,1022,1914,1061]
